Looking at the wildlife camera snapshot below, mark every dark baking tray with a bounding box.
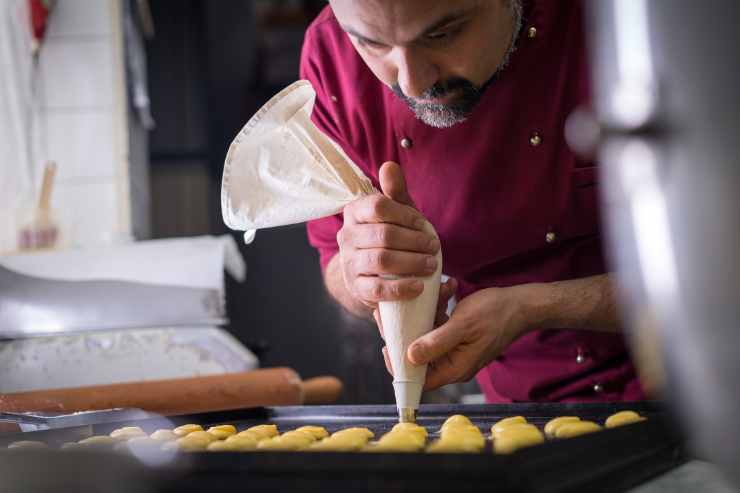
[0,402,685,493]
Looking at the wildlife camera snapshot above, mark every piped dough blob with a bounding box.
[555,421,602,438]
[544,417,581,438]
[605,411,646,428]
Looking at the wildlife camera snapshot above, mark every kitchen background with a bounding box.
[0,0,476,404]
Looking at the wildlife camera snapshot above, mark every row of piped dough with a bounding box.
[4,410,645,453]
[490,410,647,454]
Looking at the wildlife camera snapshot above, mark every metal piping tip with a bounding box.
[398,407,417,423]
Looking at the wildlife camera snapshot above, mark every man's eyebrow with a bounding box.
[341,25,386,45]
[419,9,473,37]
[339,7,476,46]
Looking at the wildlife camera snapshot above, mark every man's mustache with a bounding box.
[392,77,480,104]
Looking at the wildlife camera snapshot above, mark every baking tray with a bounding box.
[0,402,685,493]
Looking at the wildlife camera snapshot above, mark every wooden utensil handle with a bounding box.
[301,376,343,405]
[0,368,303,416]
[38,161,57,212]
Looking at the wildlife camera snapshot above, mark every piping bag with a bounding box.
[221,80,442,422]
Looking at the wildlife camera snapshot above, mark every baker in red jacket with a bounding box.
[301,0,645,402]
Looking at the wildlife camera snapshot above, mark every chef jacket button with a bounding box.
[401,137,413,149]
[576,347,586,364]
[527,26,537,39]
[593,383,604,393]
[330,95,338,102]
[545,231,557,244]
[530,132,542,146]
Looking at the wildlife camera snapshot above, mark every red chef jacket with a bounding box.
[300,1,645,402]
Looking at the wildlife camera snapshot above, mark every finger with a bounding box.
[379,161,415,207]
[346,193,426,231]
[382,346,394,376]
[353,276,424,303]
[423,353,467,391]
[434,311,449,328]
[407,318,465,365]
[435,278,456,311]
[355,248,438,277]
[424,346,482,391]
[348,223,439,254]
[373,309,385,340]
[435,298,448,322]
[434,278,457,324]
[444,277,458,298]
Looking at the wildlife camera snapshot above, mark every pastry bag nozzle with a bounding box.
[398,407,417,423]
[394,380,424,423]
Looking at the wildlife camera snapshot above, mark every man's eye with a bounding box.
[425,25,463,44]
[426,31,449,41]
[357,38,385,49]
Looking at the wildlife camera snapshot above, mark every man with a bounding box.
[300,0,645,402]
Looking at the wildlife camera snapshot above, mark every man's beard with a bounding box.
[391,78,484,129]
[391,1,523,129]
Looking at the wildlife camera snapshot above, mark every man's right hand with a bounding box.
[336,161,441,310]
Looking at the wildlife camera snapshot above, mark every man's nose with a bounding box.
[395,47,438,99]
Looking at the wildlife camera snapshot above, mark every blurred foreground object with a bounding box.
[578,0,740,486]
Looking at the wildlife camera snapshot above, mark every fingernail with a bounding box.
[414,217,426,229]
[425,256,437,272]
[428,238,440,252]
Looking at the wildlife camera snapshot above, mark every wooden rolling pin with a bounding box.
[301,376,343,405]
[0,368,303,416]
[0,422,21,434]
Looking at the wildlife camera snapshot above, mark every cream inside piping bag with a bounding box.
[221,80,442,421]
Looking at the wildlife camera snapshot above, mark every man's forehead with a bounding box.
[330,0,484,45]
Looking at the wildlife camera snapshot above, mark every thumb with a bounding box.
[379,161,414,207]
[407,317,465,366]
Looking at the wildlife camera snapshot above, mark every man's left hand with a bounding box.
[407,286,533,390]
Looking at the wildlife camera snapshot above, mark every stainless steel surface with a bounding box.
[0,265,225,338]
[0,412,49,425]
[398,407,417,423]
[0,408,155,430]
[584,0,740,487]
[0,326,258,393]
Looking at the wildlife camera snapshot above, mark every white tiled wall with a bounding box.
[11,0,131,251]
[40,39,115,109]
[54,180,120,246]
[45,112,116,181]
[0,0,35,253]
[44,0,113,38]
[40,0,131,249]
